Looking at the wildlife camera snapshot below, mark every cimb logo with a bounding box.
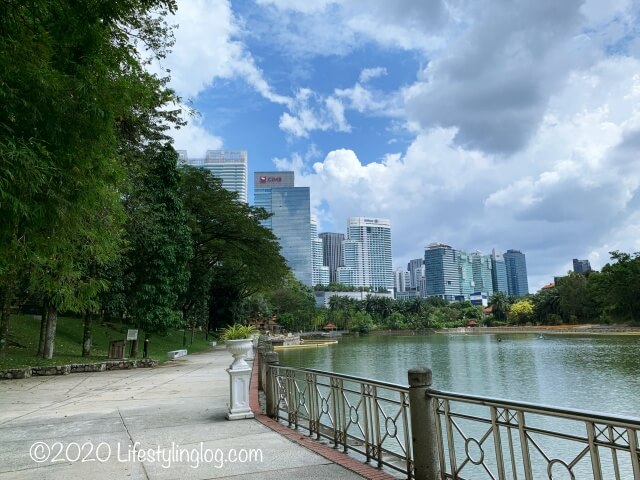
[259,176,282,183]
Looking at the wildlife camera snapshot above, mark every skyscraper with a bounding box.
[458,251,475,297]
[346,217,394,291]
[407,258,424,290]
[504,249,529,297]
[337,240,365,286]
[490,249,508,295]
[254,171,312,286]
[311,217,329,286]
[394,268,411,293]
[319,232,345,283]
[471,251,494,295]
[572,258,592,274]
[183,150,248,203]
[336,218,393,290]
[424,243,461,300]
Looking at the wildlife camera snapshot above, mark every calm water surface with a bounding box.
[278,333,640,417]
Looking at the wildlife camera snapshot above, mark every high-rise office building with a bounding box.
[572,258,592,274]
[424,243,461,301]
[407,258,424,290]
[254,171,312,286]
[337,240,365,286]
[471,251,494,295]
[504,249,529,297]
[346,217,394,291]
[491,249,508,295]
[319,232,345,283]
[394,268,411,294]
[458,251,475,297]
[311,217,329,286]
[183,150,248,203]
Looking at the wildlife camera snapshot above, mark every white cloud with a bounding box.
[359,67,387,83]
[254,0,451,55]
[164,0,290,104]
[278,88,351,137]
[169,112,223,155]
[275,55,640,291]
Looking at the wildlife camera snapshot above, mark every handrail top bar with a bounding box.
[269,364,640,427]
[270,364,409,391]
[429,388,640,427]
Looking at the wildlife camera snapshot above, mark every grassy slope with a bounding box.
[0,315,214,369]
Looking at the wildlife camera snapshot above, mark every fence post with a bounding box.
[257,346,268,391]
[264,351,279,418]
[408,368,440,480]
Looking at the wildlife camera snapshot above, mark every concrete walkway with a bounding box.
[0,349,365,479]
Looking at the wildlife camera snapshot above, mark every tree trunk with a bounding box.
[0,287,11,357]
[43,303,57,359]
[37,300,48,357]
[82,311,92,357]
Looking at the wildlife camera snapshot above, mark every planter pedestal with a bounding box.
[224,339,254,420]
[226,367,254,420]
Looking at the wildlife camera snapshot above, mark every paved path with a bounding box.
[0,349,365,479]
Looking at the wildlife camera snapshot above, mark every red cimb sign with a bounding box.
[259,176,282,183]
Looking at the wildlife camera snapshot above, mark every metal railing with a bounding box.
[266,364,414,477]
[430,389,640,480]
[260,355,640,480]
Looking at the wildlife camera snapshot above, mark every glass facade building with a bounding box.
[504,249,529,297]
[424,243,461,301]
[471,251,494,295]
[319,232,345,283]
[311,217,329,286]
[491,249,509,295]
[572,258,592,274]
[254,171,312,286]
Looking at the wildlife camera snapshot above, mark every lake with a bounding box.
[278,332,640,417]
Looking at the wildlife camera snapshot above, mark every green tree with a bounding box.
[122,145,192,336]
[532,287,561,324]
[1,0,181,357]
[489,291,510,323]
[178,166,288,329]
[556,273,590,323]
[348,311,374,333]
[268,276,316,331]
[591,251,640,321]
[509,299,534,325]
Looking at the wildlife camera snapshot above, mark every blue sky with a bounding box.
[165,0,640,290]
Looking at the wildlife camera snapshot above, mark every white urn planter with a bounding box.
[224,338,254,420]
[225,338,253,370]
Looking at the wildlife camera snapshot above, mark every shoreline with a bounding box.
[442,325,640,336]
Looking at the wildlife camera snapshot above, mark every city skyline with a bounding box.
[163,1,640,292]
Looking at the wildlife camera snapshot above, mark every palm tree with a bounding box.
[489,291,509,323]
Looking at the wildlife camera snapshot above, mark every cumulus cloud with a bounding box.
[164,0,289,104]
[275,55,640,290]
[254,0,451,55]
[279,88,351,137]
[359,67,387,83]
[404,0,592,155]
[278,71,401,137]
[168,113,223,156]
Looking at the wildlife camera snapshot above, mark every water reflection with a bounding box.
[279,333,640,416]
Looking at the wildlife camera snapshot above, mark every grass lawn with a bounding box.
[0,314,216,369]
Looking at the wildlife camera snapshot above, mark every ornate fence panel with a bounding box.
[265,363,640,480]
[429,389,640,480]
[268,365,414,478]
